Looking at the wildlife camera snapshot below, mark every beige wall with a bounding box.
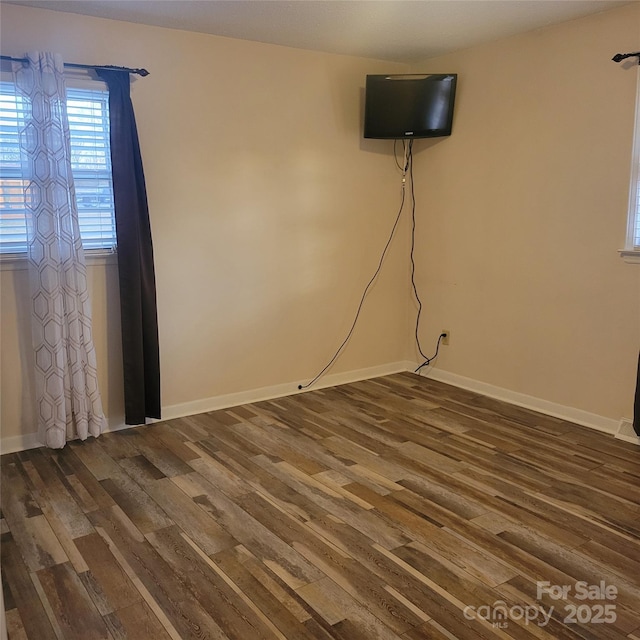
[2,3,638,445]
[0,4,411,442]
[410,4,640,421]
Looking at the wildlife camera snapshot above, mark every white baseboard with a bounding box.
[5,361,632,453]
[0,431,42,455]
[616,418,640,445]
[0,361,413,454]
[0,419,130,455]
[160,360,415,421]
[420,366,622,437]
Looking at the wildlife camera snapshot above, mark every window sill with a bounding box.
[0,250,117,271]
[619,250,640,264]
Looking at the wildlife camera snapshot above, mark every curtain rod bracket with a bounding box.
[612,51,640,64]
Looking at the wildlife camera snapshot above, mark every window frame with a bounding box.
[620,66,640,264]
[0,72,116,264]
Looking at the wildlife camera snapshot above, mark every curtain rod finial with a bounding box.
[612,51,640,64]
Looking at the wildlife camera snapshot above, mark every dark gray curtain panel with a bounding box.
[635,352,640,436]
[97,69,160,424]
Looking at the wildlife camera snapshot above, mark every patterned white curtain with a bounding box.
[14,52,106,448]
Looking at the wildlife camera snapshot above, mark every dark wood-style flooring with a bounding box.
[2,372,639,639]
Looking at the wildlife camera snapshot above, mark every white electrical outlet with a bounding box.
[441,330,450,345]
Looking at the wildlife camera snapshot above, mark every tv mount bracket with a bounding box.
[612,51,640,64]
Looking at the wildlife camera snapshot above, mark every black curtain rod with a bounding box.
[0,54,149,76]
[612,51,640,64]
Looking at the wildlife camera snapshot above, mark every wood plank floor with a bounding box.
[2,372,639,639]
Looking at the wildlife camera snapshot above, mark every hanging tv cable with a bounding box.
[406,140,431,368]
[298,72,457,391]
[297,145,410,390]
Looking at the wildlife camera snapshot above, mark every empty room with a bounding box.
[0,1,639,638]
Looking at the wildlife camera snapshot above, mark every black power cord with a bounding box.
[298,139,440,390]
[415,332,448,372]
[298,145,410,391]
[407,140,429,364]
[407,143,447,372]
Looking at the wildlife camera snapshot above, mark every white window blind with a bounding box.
[625,68,640,254]
[632,159,640,250]
[0,82,116,255]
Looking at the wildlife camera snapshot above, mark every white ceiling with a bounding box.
[5,0,635,63]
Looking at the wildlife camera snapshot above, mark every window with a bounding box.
[628,163,640,250]
[622,69,640,262]
[0,82,116,255]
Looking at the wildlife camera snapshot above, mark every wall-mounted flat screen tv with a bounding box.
[364,74,457,139]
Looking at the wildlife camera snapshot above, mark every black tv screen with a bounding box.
[364,74,457,139]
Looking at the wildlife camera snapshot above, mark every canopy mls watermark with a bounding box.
[463,580,618,629]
